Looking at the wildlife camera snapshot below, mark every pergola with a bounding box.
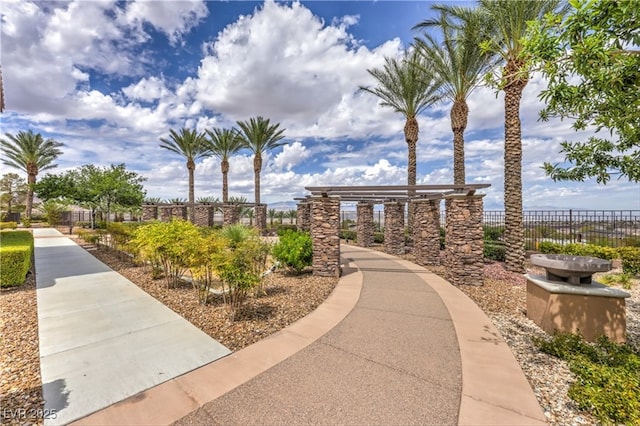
[296,184,491,286]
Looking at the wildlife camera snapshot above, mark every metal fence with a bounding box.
[340,209,640,248]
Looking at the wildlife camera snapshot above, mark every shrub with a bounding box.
[622,236,640,247]
[0,231,34,287]
[563,244,618,260]
[538,241,563,254]
[533,332,640,424]
[41,200,67,226]
[131,220,201,288]
[219,223,256,249]
[373,232,384,244]
[483,242,506,261]
[618,247,640,276]
[21,217,31,228]
[340,230,357,241]
[189,233,226,305]
[272,230,312,274]
[483,225,504,241]
[276,224,297,235]
[0,221,18,230]
[598,273,633,289]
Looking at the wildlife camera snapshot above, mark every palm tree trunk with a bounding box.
[25,164,37,220]
[254,154,262,205]
[221,160,229,204]
[503,60,528,273]
[451,99,469,185]
[405,116,419,233]
[187,159,195,222]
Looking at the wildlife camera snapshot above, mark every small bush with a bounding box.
[538,241,563,254]
[276,224,297,235]
[533,332,640,424]
[272,230,312,274]
[483,242,506,261]
[483,225,504,241]
[622,236,640,247]
[373,232,384,244]
[21,218,31,228]
[563,244,618,261]
[0,231,34,287]
[618,247,640,276]
[598,273,633,289]
[340,230,357,241]
[0,221,18,230]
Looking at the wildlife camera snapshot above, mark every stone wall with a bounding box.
[255,204,267,231]
[383,201,405,255]
[223,204,240,226]
[411,199,441,266]
[142,205,158,221]
[297,202,311,232]
[444,194,484,286]
[194,205,214,227]
[158,205,173,222]
[171,205,187,220]
[356,202,374,247]
[310,196,340,277]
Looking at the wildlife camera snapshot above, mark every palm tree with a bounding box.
[235,116,286,205]
[474,0,564,273]
[413,7,493,185]
[360,49,442,192]
[205,128,243,203]
[159,128,209,222]
[268,208,277,228]
[0,130,63,219]
[286,209,297,224]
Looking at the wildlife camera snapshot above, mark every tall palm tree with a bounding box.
[235,116,286,205]
[475,0,564,273]
[159,128,209,222]
[360,49,441,230]
[205,128,243,203]
[0,130,63,219]
[413,7,493,184]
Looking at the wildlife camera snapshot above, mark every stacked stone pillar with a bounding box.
[255,204,267,231]
[356,202,374,247]
[194,205,214,227]
[444,194,485,286]
[142,205,158,221]
[383,201,405,255]
[223,204,240,226]
[171,204,187,220]
[158,205,173,222]
[310,196,341,277]
[297,202,311,232]
[411,199,441,266]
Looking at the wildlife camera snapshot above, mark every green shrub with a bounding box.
[21,217,31,228]
[622,236,640,247]
[483,242,506,261]
[598,273,633,289]
[618,247,640,276]
[276,224,297,235]
[483,225,504,241]
[0,231,34,287]
[189,233,226,305]
[272,230,312,274]
[538,241,563,254]
[0,221,18,230]
[42,200,67,226]
[219,223,256,249]
[563,243,618,260]
[373,232,384,244]
[534,332,640,424]
[340,230,357,241]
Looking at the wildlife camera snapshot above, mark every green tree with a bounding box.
[35,164,146,227]
[235,117,286,206]
[267,208,277,228]
[360,50,442,191]
[205,128,244,203]
[0,130,63,219]
[159,128,209,221]
[0,173,28,214]
[525,0,640,183]
[475,0,565,273]
[414,7,493,184]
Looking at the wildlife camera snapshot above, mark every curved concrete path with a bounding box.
[33,229,231,426]
[75,244,546,425]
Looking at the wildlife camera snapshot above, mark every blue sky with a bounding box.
[1,0,638,210]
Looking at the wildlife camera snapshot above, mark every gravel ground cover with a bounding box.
[1,237,637,425]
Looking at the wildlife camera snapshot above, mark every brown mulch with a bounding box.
[1,271,45,426]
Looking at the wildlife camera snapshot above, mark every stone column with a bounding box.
[310,196,341,277]
[356,202,374,247]
[383,201,405,255]
[158,205,172,222]
[411,199,441,266]
[444,194,485,286]
[255,204,267,232]
[171,204,187,220]
[223,204,240,226]
[297,202,311,232]
[194,205,214,227]
[142,204,158,221]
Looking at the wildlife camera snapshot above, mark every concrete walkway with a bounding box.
[74,244,546,425]
[33,229,231,425]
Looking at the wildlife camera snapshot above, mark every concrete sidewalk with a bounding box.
[76,244,546,425]
[33,229,231,425]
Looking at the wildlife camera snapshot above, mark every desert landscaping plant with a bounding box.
[272,230,313,274]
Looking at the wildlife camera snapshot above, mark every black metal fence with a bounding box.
[340,209,640,248]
